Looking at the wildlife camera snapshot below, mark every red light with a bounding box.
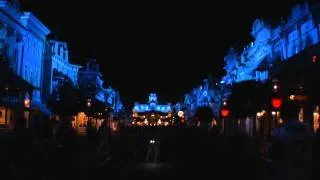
[271,98,283,109]
[221,108,230,118]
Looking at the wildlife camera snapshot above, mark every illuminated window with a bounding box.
[301,20,312,34]
[314,106,319,133]
[299,108,304,122]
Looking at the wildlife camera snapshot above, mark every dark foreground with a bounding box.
[0,126,314,180]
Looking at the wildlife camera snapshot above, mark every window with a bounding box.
[301,20,312,34]
[30,68,33,84]
[289,30,298,42]
[35,68,39,86]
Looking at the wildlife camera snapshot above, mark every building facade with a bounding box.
[222,2,320,85]
[43,40,81,98]
[74,58,123,134]
[132,93,172,126]
[218,1,320,135]
[177,1,320,134]
[0,0,51,127]
[179,78,230,123]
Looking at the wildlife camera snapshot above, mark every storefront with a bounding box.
[0,81,34,129]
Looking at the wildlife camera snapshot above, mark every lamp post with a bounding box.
[4,86,9,127]
[24,92,31,128]
[271,97,282,133]
[271,79,282,132]
[87,98,92,125]
[220,107,230,135]
[178,111,184,125]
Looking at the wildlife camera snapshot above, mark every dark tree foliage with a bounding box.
[195,106,214,122]
[228,80,271,118]
[47,79,82,117]
[86,100,108,119]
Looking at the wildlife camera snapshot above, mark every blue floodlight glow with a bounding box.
[203,90,207,96]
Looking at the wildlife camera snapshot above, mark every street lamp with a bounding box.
[24,96,30,108]
[87,98,92,108]
[273,85,278,91]
[86,98,92,127]
[220,107,230,134]
[271,97,282,130]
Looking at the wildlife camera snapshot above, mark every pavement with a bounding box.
[0,126,313,179]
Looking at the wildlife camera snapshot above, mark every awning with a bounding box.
[0,60,35,93]
[31,100,53,117]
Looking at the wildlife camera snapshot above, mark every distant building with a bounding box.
[78,58,123,113]
[132,93,172,126]
[78,58,105,100]
[181,79,228,121]
[43,40,81,98]
[74,58,123,135]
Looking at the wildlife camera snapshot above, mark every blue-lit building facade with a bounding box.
[221,2,320,135]
[74,59,123,132]
[0,0,50,127]
[77,58,123,114]
[0,1,123,131]
[43,40,81,98]
[222,2,319,85]
[132,93,172,126]
[178,1,320,134]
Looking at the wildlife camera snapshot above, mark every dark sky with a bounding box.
[21,0,305,107]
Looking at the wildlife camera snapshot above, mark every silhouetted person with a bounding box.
[146,139,160,163]
[55,120,76,178]
[314,128,320,180]
[98,120,110,152]
[43,117,55,140]
[11,118,34,178]
[86,119,97,151]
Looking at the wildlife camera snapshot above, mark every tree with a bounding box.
[195,106,214,123]
[47,77,82,119]
[228,80,271,118]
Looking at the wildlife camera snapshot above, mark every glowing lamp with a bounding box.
[87,99,92,108]
[221,108,230,118]
[271,98,282,109]
[178,111,184,118]
[24,93,30,108]
[24,99,30,108]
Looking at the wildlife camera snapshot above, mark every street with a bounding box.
[0,125,313,179]
[94,126,270,179]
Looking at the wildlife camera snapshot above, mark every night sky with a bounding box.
[21,0,305,108]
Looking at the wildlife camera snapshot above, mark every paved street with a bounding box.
[94,126,270,179]
[0,126,313,179]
